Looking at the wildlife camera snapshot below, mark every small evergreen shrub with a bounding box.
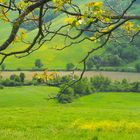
[58,87,74,103]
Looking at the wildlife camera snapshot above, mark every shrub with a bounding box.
[1,64,6,71]
[108,55,122,66]
[58,87,74,103]
[1,79,21,86]
[35,59,43,69]
[57,94,73,103]
[47,75,62,87]
[72,78,94,95]
[0,85,4,89]
[19,72,25,82]
[109,79,131,92]
[17,68,21,71]
[60,75,73,83]
[66,63,75,71]
[91,75,111,91]
[86,58,94,70]
[102,54,122,66]
[120,47,139,62]
[58,78,94,103]
[135,62,140,72]
[89,56,102,70]
[10,74,20,82]
[23,80,34,86]
[131,82,140,92]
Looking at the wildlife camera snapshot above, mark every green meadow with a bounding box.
[0,86,140,140]
[0,0,140,70]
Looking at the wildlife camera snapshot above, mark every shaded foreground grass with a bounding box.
[0,86,140,140]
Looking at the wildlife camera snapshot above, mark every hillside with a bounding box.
[0,0,140,70]
[0,0,102,70]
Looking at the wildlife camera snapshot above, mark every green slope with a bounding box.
[0,0,140,70]
[0,4,102,70]
[0,86,140,139]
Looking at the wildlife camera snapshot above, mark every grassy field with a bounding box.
[1,71,140,82]
[0,86,140,140]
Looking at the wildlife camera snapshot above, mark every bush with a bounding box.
[86,58,94,70]
[120,47,139,62]
[1,64,6,71]
[66,63,74,71]
[23,80,35,86]
[19,72,25,82]
[91,75,111,91]
[58,87,74,103]
[109,79,131,92]
[35,59,43,69]
[135,62,140,72]
[102,54,122,66]
[47,75,63,87]
[131,82,140,92]
[1,79,21,86]
[17,68,21,71]
[57,94,74,104]
[121,79,132,91]
[60,75,72,83]
[0,85,4,89]
[57,78,94,103]
[10,74,20,82]
[92,56,102,70]
[108,55,122,66]
[72,78,94,95]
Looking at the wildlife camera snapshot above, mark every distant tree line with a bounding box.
[86,37,140,71]
[1,59,140,72]
[0,72,140,103]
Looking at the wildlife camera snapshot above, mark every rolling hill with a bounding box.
[0,0,140,70]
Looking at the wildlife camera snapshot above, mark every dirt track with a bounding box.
[0,71,140,82]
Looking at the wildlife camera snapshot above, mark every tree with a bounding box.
[86,58,94,70]
[120,47,139,62]
[92,56,102,70]
[135,62,140,72]
[102,54,122,66]
[1,64,6,71]
[19,72,26,82]
[66,63,74,70]
[10,74,20,82]
[0,0,140,80]
[35,59,43,69]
